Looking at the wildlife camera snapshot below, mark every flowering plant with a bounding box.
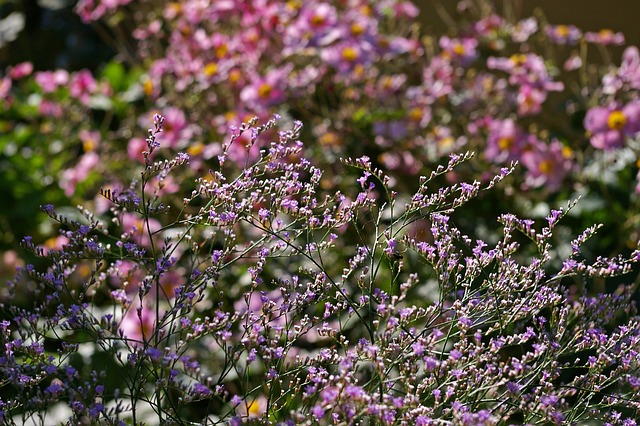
[2,115,640,424]
[2,0,640,424]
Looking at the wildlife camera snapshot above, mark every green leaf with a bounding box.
[101,61,126,92]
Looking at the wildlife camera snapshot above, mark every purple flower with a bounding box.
[584,101,640,149]
[485,118,528,163]
[439,36,478,65]
[520,139,573,191]
[545,24,582,44]
[584,29,625,45]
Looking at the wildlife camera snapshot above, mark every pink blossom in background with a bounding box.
[564,54,582,71]
[120,212,162,248]
[69,69,98,105]
[0,77,11,100]
[516,84,546,116]
[239,65,292,111]
[287,3,338,48]
[392,1,419,19]
[473,14,505,38]
[60,152,100,196]
[127,137,149,163]
[79,129,101,152]
[75,0,133,23]
[584,29,625,45]
[521,139,573,191]
[545,25,582,45]
[141,107,198,150]
[603,46,640,94]
[619,47,640,89]
[8,62,33,79]
[422,55,454,99]
[584,100,640,150]
[511,17,538,43]
[38,100,63,117]
[34,70,69,93]
[119,298,157,345]
[41,235,70,256]
[485,118,528,163]
[439,36,478,65]
[320,40,374,74]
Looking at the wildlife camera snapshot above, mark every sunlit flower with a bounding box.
[584,101,640,149]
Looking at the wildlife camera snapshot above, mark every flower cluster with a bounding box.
[1,1,640,424]
[1,116,640,425]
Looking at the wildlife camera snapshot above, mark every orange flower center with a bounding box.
[498,137,514,150]
[310,14,325,27]
[555,25,569,38]
[258,83,272,98]
[538,160,554,175]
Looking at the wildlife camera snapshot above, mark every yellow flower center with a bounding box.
[342,47,358,62]
[599,29,614,38]
[510,54,527,66]
[351,23,365,36]
[562,146,573,158]
[453,43,465,56]
[187,141,204,156]
[538,159,554,175]
[555,25,569,38]
[204,62,218,77]
[310,14,325,27]
[247,398,263,417]
[229,69,241,85]
[83,138,96,153]
[439,136,455,149]
[319,132,341,146]
[258,83,272,98]
[498,137,514,150]
[607,110,627,130]
[408,107,423,122]
[215,44,228,59]
[143,79,153,96]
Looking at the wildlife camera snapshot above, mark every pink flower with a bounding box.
[584,101,640,150]
[473,14,505,39]
[564,54,582,71]
[8,62,33,79]
[69,69,97,105]
[584,29,625,45]
[511,17,538,43]
[619,47,640,89]
[0,77,11,100]
[120,212,162,248]
[239,66,292,110]
[439,36,478,65]
[320,40,374,73]
[35,70,69,93]
[142,108,196,150]
[119,298,157,344]
[603,47,640,94]
[545,25,582,45]
[38,100,63,117]
[127,137,150,163]
[521,139,573,191]
[79,129,100,152]
[485,118,528,163]
[516,84,546,116]
[393,1,419,19]
[60,152,100,196]
[422,55,454,99]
